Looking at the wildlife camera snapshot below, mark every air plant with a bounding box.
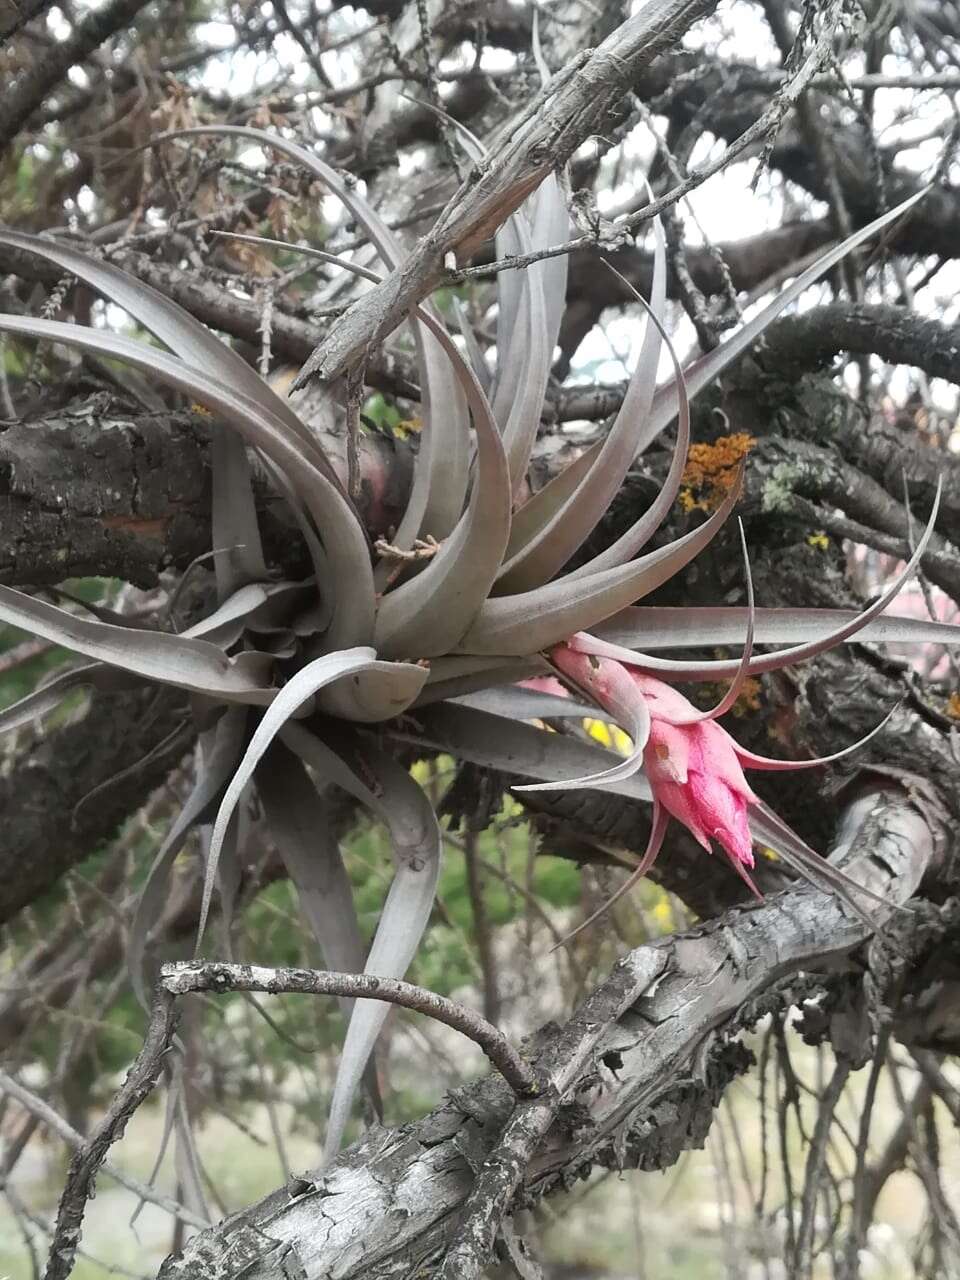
[0,125,955,1162]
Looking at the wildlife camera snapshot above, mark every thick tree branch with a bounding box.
[0,403,412,587]
[760,303,960,387]
[157,781,944,1280]
[0,684,189,924]
[555,302,960,422]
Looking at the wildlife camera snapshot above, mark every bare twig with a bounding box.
[44,989,179,1280]
[0,1068,206,1230]
[159,961,541,1097]
[792,1058,852,1277]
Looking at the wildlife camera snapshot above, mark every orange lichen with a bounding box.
[947,691,960,720]
[679,432,755,513]
[733,677,762,716]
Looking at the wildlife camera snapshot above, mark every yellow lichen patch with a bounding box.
[190,403,212,416]
[679,432,755,513]
[807,531,830,550]
[650,891,675,932]
[392,417,422,440]
[947,691,960,720]
[758,845,780,862]
[585,718,632,756]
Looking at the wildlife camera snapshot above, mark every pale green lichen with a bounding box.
[761,462,803,514]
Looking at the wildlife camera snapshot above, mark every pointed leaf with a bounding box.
[532,174,571,377]
[505,447,598,558]
[164,126,471,544]
[458,475,741,656]
[211,430,267,598]
[0,662,112,735]
[594,605,960,654]
[732,704,897,772]
[314,658,428,722]
[414,655,546,706]
[256,745,366,986]
[322,744,440,1164]
[0,313,375,648]
[497,214,670,591]
[639,190,927,452]
[200,648,425,943]
[580,482,942,680]
[0,226,333,498]
[183,581,308,644]
[0,583,274,701]
[513,657,651,792]
[492,208,551,496]
[748,799,893,926]
[453,297,491,393]
[561,256,692,581]
[212,235,510,658]
[509,190,928,554]
[555,802,669,948]
[398,703,654,803]
[279,723,441,1164]
[374,307,511,658]
[129,707,249,1006]
[452,686,607,722]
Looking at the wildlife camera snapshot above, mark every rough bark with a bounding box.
[0,685,189,924]
[0,401,413,587]
[5,301,959,592]
[157,783,944,1279]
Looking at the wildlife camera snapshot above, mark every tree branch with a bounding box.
[157,781,944,1280]
[0,684,189,924]
[291,0,721,386]
[46,988,178,1280]
[554,302,960,422]
[760,303,960,387]
[159,961,540,1097]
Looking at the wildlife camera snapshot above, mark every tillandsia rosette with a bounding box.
[0,124,957,1162]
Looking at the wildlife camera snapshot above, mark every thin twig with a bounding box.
[159,961,540,1097]
[43,990,180,1280]
[792,1057,852,1278]
[462,830,501,1025]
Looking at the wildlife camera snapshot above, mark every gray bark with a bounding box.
[158,782,945,1279]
